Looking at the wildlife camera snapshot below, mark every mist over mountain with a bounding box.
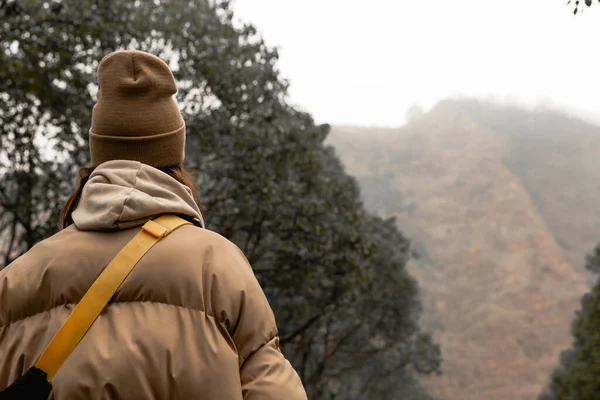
[327,99,599,400]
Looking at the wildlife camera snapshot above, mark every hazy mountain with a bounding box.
[327,100,600,400]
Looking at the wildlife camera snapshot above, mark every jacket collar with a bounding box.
[72,160,204,231]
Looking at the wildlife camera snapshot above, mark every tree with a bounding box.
[406,105,424,123]
[568,0,600,14]
[0,0,156,264]
[0,0,440,397]
[538,244,600,399]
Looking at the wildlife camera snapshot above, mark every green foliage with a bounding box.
[358,174,406,215]
[0,0,440,397]
[584,244,600,274]
[539,244,600,399]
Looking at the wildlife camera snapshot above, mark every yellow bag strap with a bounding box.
[36,215,191,381]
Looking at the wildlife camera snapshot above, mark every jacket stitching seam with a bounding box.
[0,300,219,330]
[239,330,279,367]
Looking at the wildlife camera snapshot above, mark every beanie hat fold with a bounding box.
[89,124,185,168]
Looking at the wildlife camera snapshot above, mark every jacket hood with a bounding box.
[72,160,204,230]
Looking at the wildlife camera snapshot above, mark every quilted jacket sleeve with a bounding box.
[206,236,307,400]
[239,335,307,399]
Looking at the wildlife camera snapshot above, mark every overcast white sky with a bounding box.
[233,0,600,127]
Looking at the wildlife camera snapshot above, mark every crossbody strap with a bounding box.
[36,215,191,381]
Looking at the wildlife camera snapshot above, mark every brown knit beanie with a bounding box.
[89,50,185,168]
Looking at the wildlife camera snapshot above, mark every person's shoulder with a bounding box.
[1,225,79,275]
[173,225,243,254]
[170,226,253,275]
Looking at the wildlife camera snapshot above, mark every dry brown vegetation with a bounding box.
[328,100,600,400]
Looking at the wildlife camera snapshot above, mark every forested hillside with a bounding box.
[328,100,598,399]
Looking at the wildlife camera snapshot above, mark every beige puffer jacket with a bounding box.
[0,160,307,400]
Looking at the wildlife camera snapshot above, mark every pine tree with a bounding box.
[539,245,600,399]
